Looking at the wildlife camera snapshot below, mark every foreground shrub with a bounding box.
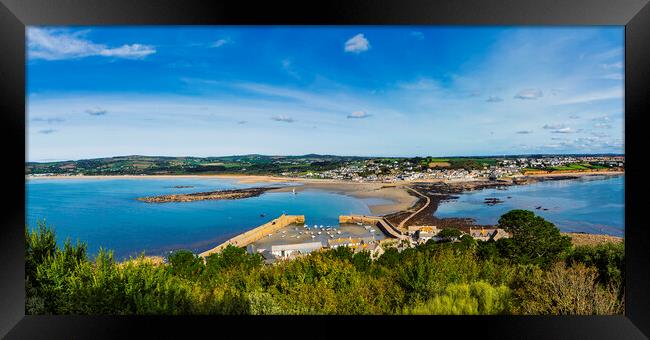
[512,262,623,315]
[403,281,510,315]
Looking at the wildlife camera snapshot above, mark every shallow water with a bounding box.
[26,178,374,259]
[435,175,624,236]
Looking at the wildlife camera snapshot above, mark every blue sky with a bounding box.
[27,26,624,161]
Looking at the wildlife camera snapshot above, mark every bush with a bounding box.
[167,250,205,279]
[403,281,510,315]
[566,242,624,286]
[25,219,624,316]
[438,228,462,240]
[511,262,623,315]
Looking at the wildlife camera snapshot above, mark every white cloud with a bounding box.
[211,39,229,48]
[601,73,623,80]
[28,28,156,60]
[271,115,294,123]
[397,78,439,91]
[600,62,623,69]
[344,34,370,54]
[486,96,503,102]
[347,111,370,119]
[85,108,108,116]
[31,117,65,124]
[543,123,566,130]
[557,88,623,105]
[514,88,543,100]
[551,127,577,134]
[516,130,532,134]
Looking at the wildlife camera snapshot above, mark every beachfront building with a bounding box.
[328,237,362,249]
[406,226,440,243]
[270,242,323,259]
[469,227,510,241]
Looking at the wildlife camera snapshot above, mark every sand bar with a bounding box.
[27,174,419,216]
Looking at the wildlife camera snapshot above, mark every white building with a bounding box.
[270,242,323,259]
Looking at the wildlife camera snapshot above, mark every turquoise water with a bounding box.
[26,178,372,259]
[435,175,624,236]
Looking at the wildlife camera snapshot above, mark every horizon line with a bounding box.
[26,152,626,163]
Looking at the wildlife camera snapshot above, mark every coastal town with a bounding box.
[27,154,624,183]
[197,212,513,265]
[27,153,625,265]
[283,155,625,183]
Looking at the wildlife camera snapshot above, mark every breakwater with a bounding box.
[339,215,405,239]
[199,214,305,257]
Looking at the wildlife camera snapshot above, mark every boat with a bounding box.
[303,224,308,228]
[330,235,334,238]
[292,188,296,195]
[356,222,363,226]
[337,231,342,234]
[364,225,371,230]
[370,229,376,233]
[318,231,322,235]
[260,213,266,217]
[311,235,316,239]
[319,225,324,229]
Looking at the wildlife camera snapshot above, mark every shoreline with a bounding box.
[27,172,624,237]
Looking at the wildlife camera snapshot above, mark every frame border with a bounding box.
[1,0,648,338]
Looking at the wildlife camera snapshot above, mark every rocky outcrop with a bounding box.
[137,187,274,203]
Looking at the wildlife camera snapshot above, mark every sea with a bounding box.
[26,177,374,259]
[26,174,625,259]
[435,175,624,237]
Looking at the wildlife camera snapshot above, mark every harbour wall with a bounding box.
[339,214,405,239]
[199,214,305,257]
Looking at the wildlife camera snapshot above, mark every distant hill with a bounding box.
[25,154,371,176]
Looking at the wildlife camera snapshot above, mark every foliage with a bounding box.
[437,228,462,240]
[496,210,572,267]
[566,242,625,286]
[25,214,623,316]
[511,262,623,315]
[403,281,511,315]
[168,250,205,279]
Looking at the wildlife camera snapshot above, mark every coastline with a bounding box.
[26,174,420,216]
[27,171,624,236]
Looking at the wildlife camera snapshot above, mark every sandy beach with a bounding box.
[27,174,419,216]
[25,170,623,218]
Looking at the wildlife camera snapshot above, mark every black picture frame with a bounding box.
[1,0,649,338]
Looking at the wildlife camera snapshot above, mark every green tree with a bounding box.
[352,251,372,272]
[566,242,625,286]
[167,250,205,279]
[497,210,571,267]
[438,228,463,240]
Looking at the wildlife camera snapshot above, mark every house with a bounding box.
[408,225,440,243]
[270,241,323,259]
[469,227,510,241]
[328,237,361,249]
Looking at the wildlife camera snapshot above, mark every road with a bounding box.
[397,187,431,230]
